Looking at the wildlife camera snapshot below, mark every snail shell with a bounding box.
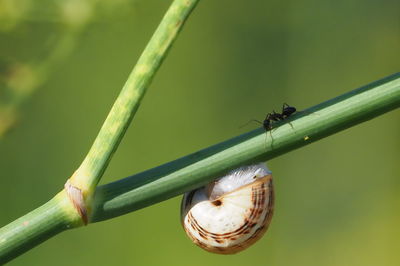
[181,163,274,254]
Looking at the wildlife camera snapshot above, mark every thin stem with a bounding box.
[70,0,199,196]
[1,73,398,263]
[91,72,400,222]
[0,191,81,264]
[0,0,200,263]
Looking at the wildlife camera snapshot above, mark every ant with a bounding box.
[239,103,297,133]
[263,103,297,131]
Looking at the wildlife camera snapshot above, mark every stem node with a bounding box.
[64,179,88,225]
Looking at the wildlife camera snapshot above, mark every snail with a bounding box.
[181,163,274,254]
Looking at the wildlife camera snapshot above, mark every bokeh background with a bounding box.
[0,0,399,265]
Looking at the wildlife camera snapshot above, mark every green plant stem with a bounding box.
[0,191,81,264]
[1,73,399,263]
[70,0,199,196]
[0,0,200,263]
[91,72,400,222]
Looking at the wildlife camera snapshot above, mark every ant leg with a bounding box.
[262,126,275,149]
[269,129,275,148]
[263,119,298,149]
[262,129,274,150]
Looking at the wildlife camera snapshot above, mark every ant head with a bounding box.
[263,119,272,131]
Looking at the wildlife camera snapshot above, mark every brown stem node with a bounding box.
[64,179,88,225]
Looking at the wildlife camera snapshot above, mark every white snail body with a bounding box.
[181,163,274,254]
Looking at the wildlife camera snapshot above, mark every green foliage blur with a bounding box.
[0,0,399,265]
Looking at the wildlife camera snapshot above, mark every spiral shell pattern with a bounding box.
[181,163,274,254]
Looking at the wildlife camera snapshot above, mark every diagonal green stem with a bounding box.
[91,72,400,222]
[1,73,399,263]
[70,0,199,196]
[0,0,200,263]
[0,191,80,264]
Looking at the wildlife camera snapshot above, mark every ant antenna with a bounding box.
[239,119,263,129]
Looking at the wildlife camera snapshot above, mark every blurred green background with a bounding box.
[0,0,399,265]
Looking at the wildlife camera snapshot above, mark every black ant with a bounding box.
[239,103,297,134]
[263,103,297,131]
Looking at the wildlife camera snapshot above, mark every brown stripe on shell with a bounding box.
[182,175,274,254]
[189,177,269,240]
[210,177,274,254]
[188,184,264,240]
[180,190,195,227]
